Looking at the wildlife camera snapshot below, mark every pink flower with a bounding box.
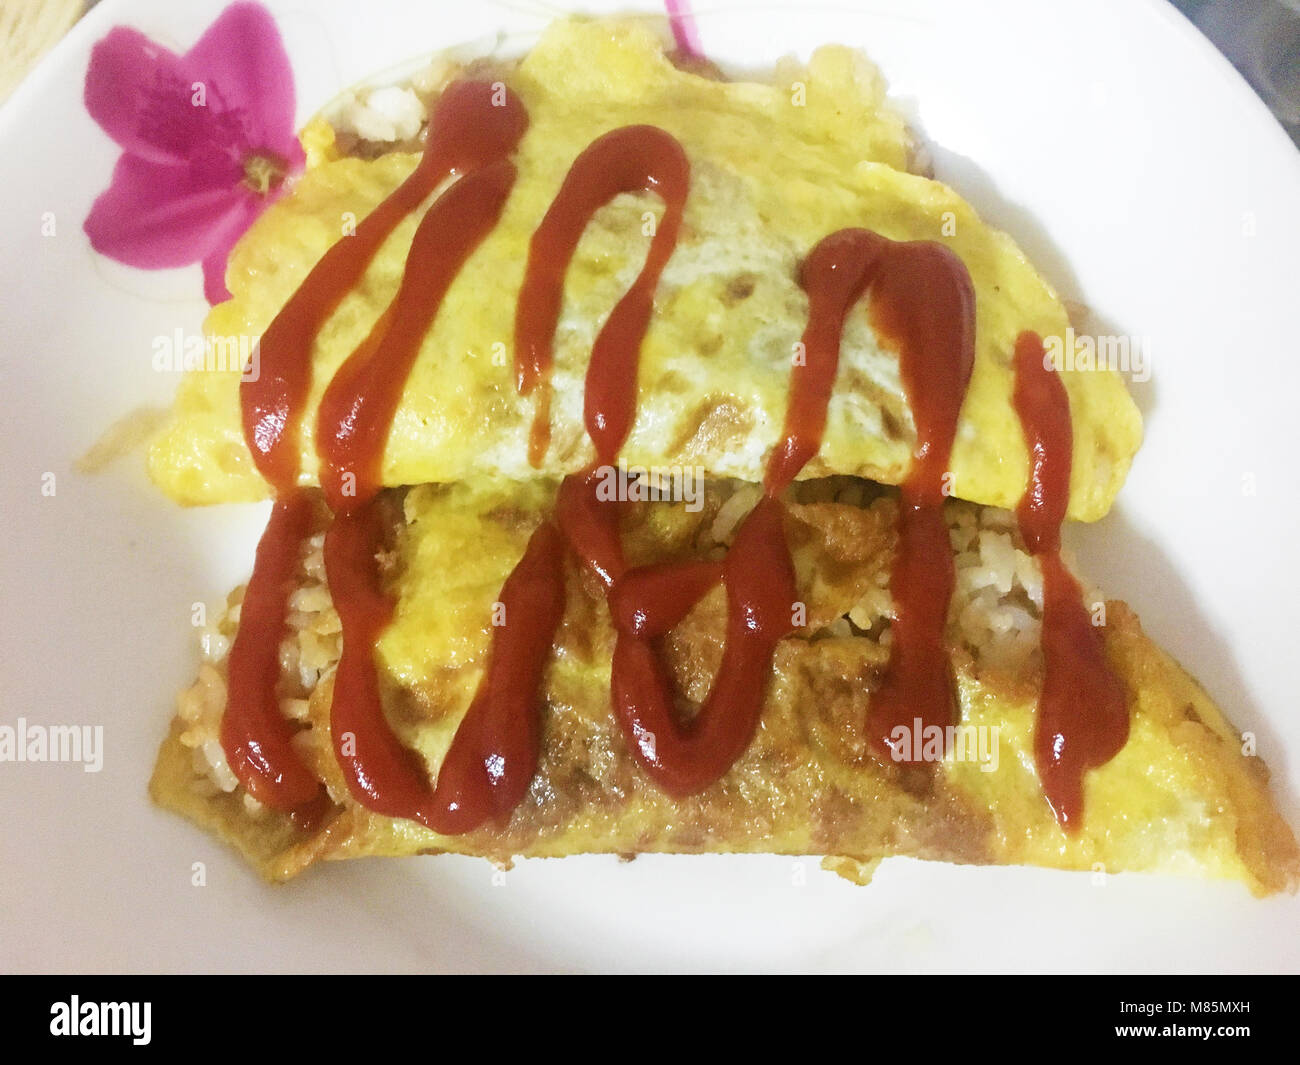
[83,2,304,304]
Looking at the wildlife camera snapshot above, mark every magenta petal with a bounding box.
[83,2,302,300]
[182,2,300,159]
[84,27,217,168]
[84,154,248,269]
[201,250,232,305]
[200,197,261,304]
[665,0,706,59]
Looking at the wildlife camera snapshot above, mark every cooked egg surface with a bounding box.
[149,18,1140,521]
[343,481,1281,893]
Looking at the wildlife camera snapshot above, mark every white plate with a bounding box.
[1,0,1297,974]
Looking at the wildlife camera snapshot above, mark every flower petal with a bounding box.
[182,2,302,162]
[82,3,303,301]
[84,154,248,269]
[201,197,262,304]
[84,26,219,168]
[666,0,706,60]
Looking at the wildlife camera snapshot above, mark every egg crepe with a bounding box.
[145,18,1297,895]
[151,478,1300,893]
[148,19,1139,522]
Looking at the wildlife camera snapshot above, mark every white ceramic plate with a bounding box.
[2,0,1297,974]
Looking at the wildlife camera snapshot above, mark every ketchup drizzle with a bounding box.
[515,125,690,468]
[312,84,571,834]
[1012,331,1129,829]
[220,492,322,809]
[242,81,529,491]
[770,228,976,765]
[226,82,528,819]
[607,495,798,794]
[420,520,566,833]
[323,501,566,833]
[316,159,517,513]
[765,230,887,496]
[219,73,1113,832]
[514,125,801,795]
[862,239,976,760]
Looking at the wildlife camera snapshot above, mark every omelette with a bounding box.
[142,18,1298,894]
[149,18,1137,521]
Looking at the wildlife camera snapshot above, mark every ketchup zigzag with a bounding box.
[226,79,1128,834]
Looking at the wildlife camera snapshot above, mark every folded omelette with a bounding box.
[149,18,1138,522]
[145,18,1298,894]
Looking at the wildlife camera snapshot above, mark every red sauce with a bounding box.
[1012,331,1129,829]
[608,560,723,637]
[313,85,569,834]
[220,492,322,809]
[221,78,1108,831]
[422,520,566,833]
[609,496,797,794]
[554,470,628,590]
[226,81,527,816]
[242,81,528,493]
[323,502,565,833]
[513,124,801,795]
[864,240,975,761]
[868,498,960,758]
[316,159,517,513]
[515,125,689,468]
[769,230,975,763]
[321,498,415,817]
[765,230,887,496]
[535,213,975,793]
